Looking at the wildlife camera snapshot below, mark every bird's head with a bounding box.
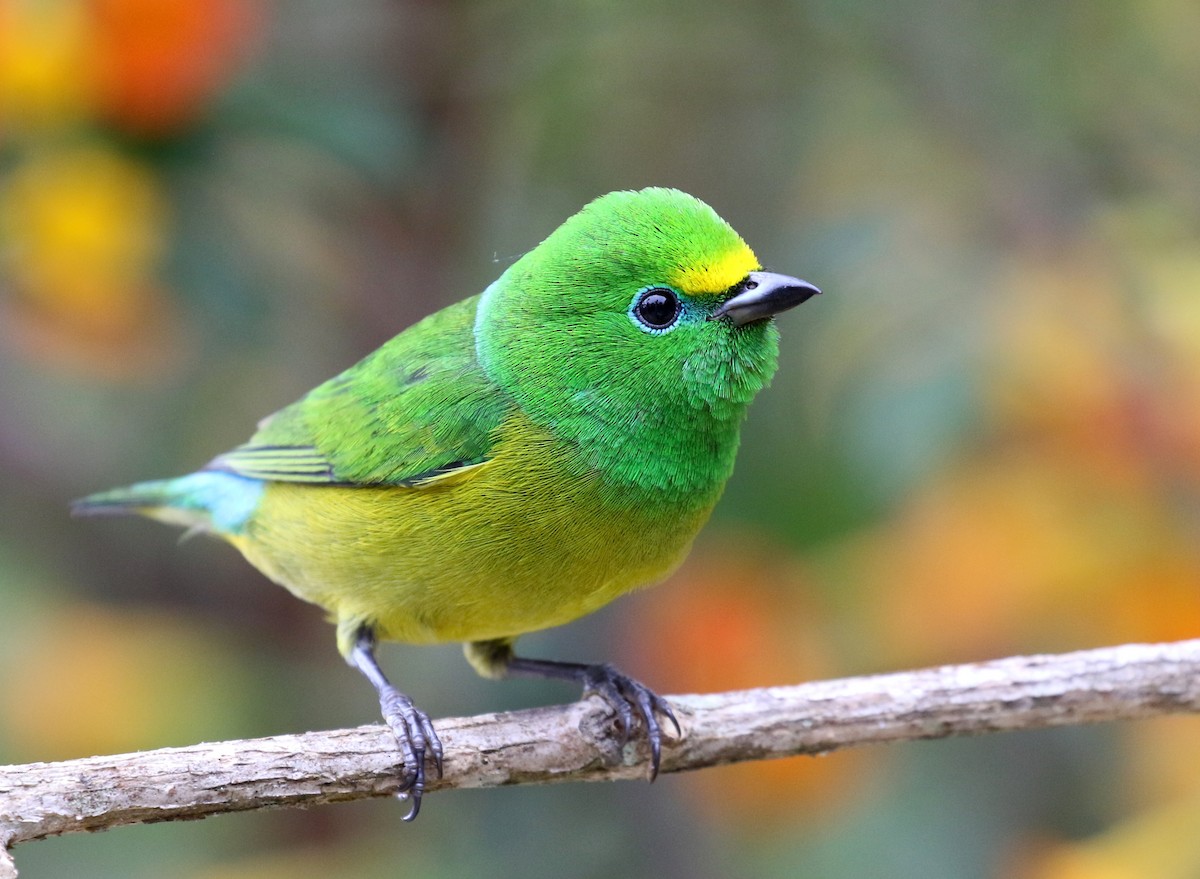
[475,188,820,490]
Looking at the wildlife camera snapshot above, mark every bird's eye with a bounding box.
[630,287,681,334]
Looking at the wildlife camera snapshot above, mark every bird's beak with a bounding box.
[711,271,821,326]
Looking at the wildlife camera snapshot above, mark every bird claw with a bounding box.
[379,686,443,821]
[582,664,679,780]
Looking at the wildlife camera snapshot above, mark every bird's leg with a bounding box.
[348,626,443,820]
[464,638,680,780]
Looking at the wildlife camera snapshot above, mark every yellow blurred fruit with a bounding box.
[0,145,185,374]
[0,0,97,134]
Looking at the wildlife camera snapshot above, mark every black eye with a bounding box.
[632,288,681,332]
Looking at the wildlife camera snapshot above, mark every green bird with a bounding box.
[75,187,820,818]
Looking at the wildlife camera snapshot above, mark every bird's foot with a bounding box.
[478,642,682,781]
[579,663,681,780]
[377,685,444,821]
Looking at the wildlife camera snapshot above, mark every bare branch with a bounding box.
[3,639,1200,876]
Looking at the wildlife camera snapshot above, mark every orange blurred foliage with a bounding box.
[850,454,1200,666]
[841,236,1200,668]
[630,534,879,831]
[89,0,263,136]
[0,0,263,138]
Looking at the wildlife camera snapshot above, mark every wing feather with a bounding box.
[207,295,511,488]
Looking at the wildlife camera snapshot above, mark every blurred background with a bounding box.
[3,0,1200,876]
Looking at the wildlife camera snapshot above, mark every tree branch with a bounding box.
[3,639,1200,876]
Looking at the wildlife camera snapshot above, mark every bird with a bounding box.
[74,187,821,819]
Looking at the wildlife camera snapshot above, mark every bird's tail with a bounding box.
[72,471,265,536]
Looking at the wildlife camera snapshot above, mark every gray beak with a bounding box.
[711,271,821,326]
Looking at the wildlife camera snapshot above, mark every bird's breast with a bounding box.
[235,409,724,645]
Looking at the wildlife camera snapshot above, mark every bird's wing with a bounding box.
[208,295,512,487]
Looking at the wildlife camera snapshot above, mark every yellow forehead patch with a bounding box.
[668,241,760,295]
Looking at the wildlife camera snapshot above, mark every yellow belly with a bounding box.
[228,412,718,653]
